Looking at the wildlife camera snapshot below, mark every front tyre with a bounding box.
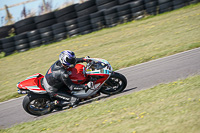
[100,72,127,95]
[23,94,53,116]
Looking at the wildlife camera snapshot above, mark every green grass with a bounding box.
[0,3,200,102]
[1,74,200,133]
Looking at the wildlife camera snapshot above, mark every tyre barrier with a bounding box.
[52,22,67,42]
[27,29,42,48]
[65,19,79,37]
[1,37,15,56]
[117,3,132,23]
[14,17,36,34]
[75,0,97,35]
[104,6,119,27]
[35,12,57,29]
[0,0,199,56]
[90,10,106,31]
[0,41,2,53]
[75,1,97,18]
[144,0,158,15]
[77,15,93,35]
[0,24,15,39]
[96,0,119,10]
[39,26,54,45]
[55,4,77,23]
[14,33,30,52]
[158,0,173,14]
[118,0,133,5]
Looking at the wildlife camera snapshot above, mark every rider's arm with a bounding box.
[60,70,87,91]
[76,58,87,63]
[76,56,90,63]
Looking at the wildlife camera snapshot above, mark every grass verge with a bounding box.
[1,75,200,133]
[0,3,200,102]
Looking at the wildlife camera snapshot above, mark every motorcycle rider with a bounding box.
[42,50,93,109]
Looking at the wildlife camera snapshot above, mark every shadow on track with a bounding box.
[58,87,137,110]
[80,87,138,105]
[41,87,138,116]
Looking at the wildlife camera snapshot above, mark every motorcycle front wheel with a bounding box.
[23,94,53,116]
[100,72,127,95]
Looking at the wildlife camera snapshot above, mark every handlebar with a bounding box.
[84,58,113,72]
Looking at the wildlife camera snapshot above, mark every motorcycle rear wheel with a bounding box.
[100,72,127,95]
[23,94,53,116]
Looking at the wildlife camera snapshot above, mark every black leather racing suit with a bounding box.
[43,58,87,106]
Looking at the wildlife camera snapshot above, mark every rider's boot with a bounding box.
[53,93,80,108]
[48,100,60,109]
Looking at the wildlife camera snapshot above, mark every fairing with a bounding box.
[17,58,112,98]
[17,73,47,94]
[68,64,87,84]
[70,58,112,98]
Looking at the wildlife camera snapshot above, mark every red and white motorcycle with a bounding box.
[17,58,127,116]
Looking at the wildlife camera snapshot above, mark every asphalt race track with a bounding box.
[0,47,200,129]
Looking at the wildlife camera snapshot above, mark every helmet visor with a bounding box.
[66,57,76,65]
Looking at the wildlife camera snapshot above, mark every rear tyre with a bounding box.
[100,72,127,95]
[23,94,53,116]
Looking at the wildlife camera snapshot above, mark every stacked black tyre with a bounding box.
[39,27,54,44]
[0,24,14,39]
[96,0,118,11]
[117,0,133,5]
[130,0,145,20]
[172,0,186,10]
[117,3,132,24]
[0,37,15,56]
[28,30,42,48]
[75,0,97,34]
[90,10,105,31]
[0,40,2,53]
[158,0,173,14]
[65,19,79,37]
[186,0,200,4]
[77,15,93,35]
[104,6,119,27]
[35,12,57,29]
[55,4,77,23]
[75,0,97,17]
[52,22,67,42]
[14,17,36,35]
[144,0,158,15]
[14,33,30,52]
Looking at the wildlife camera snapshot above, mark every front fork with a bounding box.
[104,71,115,86]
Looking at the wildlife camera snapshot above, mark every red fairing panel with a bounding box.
[88,73,109,84]
[68,64,87,84]
[17,73,46,92]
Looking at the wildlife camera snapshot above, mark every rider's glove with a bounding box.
[84,56,91,63]
[85,81,94,89]
[85,56,90,59]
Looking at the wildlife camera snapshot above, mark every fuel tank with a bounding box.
[68,64,87,84]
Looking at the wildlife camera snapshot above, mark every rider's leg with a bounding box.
[43,77,79,107]
[55,90,79,107]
